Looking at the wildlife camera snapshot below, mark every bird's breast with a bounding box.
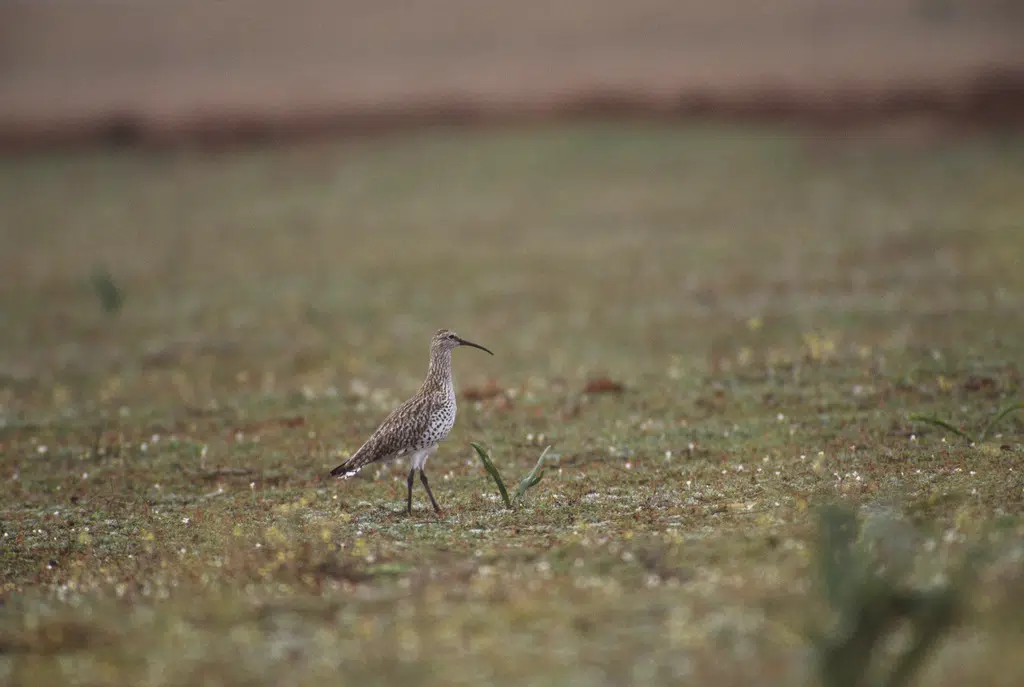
[424,401,457,444]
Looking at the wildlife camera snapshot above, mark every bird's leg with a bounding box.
[420,471,442,514]
[406,468,416,515]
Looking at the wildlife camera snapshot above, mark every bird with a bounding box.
[330,328,493,515]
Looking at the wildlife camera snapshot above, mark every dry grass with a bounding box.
[1,121,1022,686]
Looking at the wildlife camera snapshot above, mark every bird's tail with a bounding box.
[330,437,382,478]
[329,453,369,479]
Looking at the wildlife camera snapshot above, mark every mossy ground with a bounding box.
[1,122,1022,686]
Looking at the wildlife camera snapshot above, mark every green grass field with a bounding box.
[1,122,1022,686]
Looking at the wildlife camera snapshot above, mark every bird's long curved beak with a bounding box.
[457,337,494,355]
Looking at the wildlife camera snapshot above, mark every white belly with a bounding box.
[411,446,437,470]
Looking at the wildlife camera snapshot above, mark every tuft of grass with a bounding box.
[90,266,124,315]
[812,504,981,687]
[910,400,1023,444]
[470,443,549,510]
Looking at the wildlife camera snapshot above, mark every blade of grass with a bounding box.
[908,414,975,443]
[979,400,1024,442]
[470,442,511,509]
[513,446,550,504]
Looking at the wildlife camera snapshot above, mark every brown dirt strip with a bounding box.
[1,0,1023,150]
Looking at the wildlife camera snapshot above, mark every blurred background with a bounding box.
[2,0,1024,402]
[2,0,1023,149]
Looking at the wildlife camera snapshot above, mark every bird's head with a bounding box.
[432,329,494,355]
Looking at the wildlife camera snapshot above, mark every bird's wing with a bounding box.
[329,395,431,478]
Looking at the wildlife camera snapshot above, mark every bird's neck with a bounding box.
[424,348,454,394]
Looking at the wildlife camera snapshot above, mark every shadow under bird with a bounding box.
[330,329,493,515]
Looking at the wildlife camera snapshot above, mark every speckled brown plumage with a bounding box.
[330,328,493,514]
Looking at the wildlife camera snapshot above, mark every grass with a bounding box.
[1,121,1023,686]
[811,504,982,687]
[910,400,1024,444]
[470,442,549,508]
